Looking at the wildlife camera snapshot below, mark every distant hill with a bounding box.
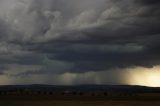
[0,84,160,93]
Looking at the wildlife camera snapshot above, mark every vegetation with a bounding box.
[1,86,160,106]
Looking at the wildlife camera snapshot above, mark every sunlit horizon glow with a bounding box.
[125,65,160,87]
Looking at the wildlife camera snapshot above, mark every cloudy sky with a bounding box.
[0,0,160,86]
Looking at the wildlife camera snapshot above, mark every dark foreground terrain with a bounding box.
[1,85,160,106]
[1,100,160,106]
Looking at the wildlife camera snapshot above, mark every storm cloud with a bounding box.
[0,0,160,85]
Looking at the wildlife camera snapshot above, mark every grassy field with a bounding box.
[1,95,160,106]
[1,100,160,106]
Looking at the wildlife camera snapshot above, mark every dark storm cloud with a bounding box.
[0,72,3,75]
[135,0,160,5]
[0,0,160,78]
[0,20,9,40]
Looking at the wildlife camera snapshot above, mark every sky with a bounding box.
[0,0,160,86]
